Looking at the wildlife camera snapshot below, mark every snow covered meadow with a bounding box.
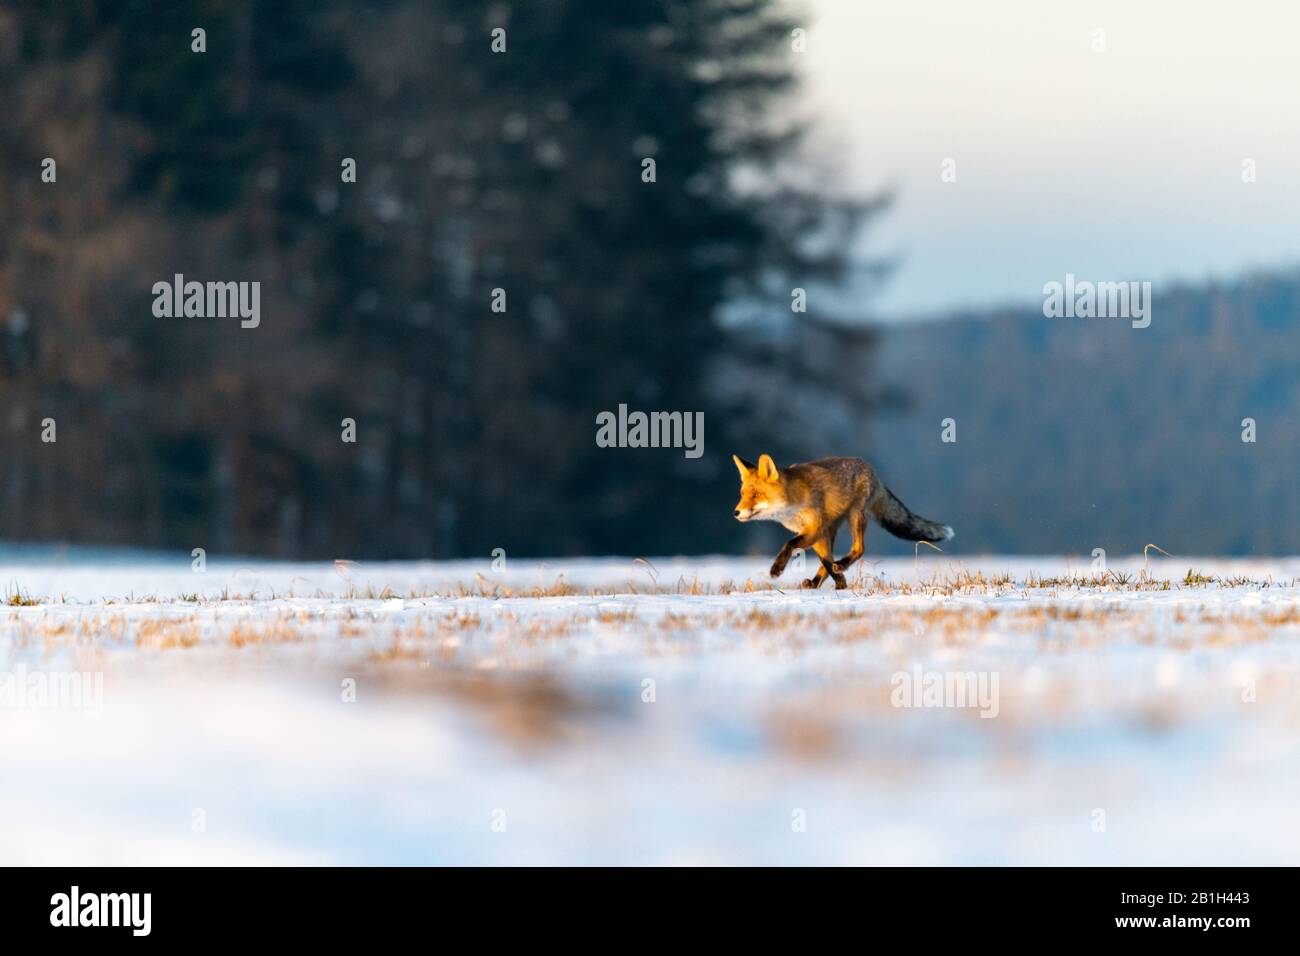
[2,548,1299,865]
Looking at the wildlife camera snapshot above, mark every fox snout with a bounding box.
[735,501,771,521]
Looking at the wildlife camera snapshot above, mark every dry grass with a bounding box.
[1,568,1296,683]
[135,618,200,650]
[227,621,307,648]
[11,565,1289,608]
[363,667,602,748]
[4,585,40,606]
[3,597,1295,662]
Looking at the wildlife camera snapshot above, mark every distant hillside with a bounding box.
[865,270,1300,556]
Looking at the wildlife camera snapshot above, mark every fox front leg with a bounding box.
[769,534,809,578]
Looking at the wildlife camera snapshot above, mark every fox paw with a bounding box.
[800,577,823,589]
[832,575,848,590]
[769,561,787,578]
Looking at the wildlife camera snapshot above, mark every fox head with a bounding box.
[732,453,786,521]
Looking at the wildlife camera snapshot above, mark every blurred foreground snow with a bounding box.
[2,552,1299,865]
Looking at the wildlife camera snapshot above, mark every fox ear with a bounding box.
[732,454,755,478]
[757,454,779,481]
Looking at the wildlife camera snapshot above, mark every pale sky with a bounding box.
[800,0,1300,319]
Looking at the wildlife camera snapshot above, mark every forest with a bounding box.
[0,1,877,559]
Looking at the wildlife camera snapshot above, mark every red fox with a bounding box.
[733,454,953,590]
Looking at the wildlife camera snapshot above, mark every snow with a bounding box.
[1,551,1299,864]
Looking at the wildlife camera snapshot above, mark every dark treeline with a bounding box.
[0,1,883,558]
[869,270,1300,556]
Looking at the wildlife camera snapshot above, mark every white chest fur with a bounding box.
[758,505,805,532]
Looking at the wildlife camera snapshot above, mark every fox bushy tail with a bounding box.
[872,487,954,543]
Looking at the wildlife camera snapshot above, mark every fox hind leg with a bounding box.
[832,507,867,575]
[803,534,846,590]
